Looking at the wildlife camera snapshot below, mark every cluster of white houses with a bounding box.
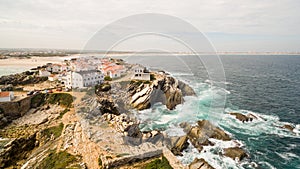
[38,57,151,89]
[0,57,152,102]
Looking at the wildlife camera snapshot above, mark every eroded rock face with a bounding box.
[197,120,231,141]
[98,98,120,115]
[223,147,248,161]
[0,134,37,168]
[183,120,231,152]
[170,135,189,156]
[129,75,195,111]
[189,158,215,169]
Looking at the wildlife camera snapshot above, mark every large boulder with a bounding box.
[98,98,120,115]
[185,120,231,152]
[95,83,111,93]
[123,124,142,146]
[178,80,196,96]
[170,135,189,156]
[223,147,248,161]
[197,120,231,141]
[229,112,256,123]
[189,158,215,169]
[281,124,295,132]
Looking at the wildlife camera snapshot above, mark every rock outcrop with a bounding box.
[229,112,257,123]
[0,134,37,168]
[170,135,189,156]
[129,75,195,110]
[98,98,120,115]
[281,124,295,132]
[189,158,215,169]
[223,147,248,161]
[0,71,47,86]
[182,120,231,152]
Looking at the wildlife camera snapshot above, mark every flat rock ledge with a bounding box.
[189,158,215,169]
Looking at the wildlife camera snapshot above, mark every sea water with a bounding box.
[123,54,300,169]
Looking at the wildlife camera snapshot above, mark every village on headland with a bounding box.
[0,56,151,102]
[1,54,292,169]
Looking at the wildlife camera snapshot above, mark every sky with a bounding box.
[0,0,299,52]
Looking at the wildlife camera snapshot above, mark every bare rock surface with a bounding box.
[128,74,195,110]
[188,158,215,169]
[183,120,231,152]
[229,112,259,123]
[223,147,248,161]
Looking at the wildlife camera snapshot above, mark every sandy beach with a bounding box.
[0,56,77,76]
[0,56,70,67]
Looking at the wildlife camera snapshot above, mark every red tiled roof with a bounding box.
[0,92,10,98]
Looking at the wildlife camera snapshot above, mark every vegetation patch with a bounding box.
[37,150,79,169]
[0,125,37,138]
[116,153,130,158]
[58,108,70,119]
[104,76,112,81]
[47,93,73,107]
[144,156,172,169]
[96,83,111,92]
[31,93,46,108]
[41,123,64,139]
[150,74,156,81]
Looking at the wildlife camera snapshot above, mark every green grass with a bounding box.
[47,93,73,107]
[31,93,46,107]
[150,74,156,81]
[144,156,173,169]
[41,123,64,139]
[116,153,130,158]
[104,76,112,81]
[0,139,10,149]
[58,108,70,119]
[37,150,78,169]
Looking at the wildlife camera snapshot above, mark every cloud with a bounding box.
[0,0,299,51]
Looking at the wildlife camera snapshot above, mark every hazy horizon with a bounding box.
[0,0,300,52]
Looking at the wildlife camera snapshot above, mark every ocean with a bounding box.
[123,54,300,169]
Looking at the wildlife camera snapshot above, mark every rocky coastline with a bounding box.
[0,66,252,169]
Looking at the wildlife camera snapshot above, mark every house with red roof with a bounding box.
[102,64,126,79]
[0,91,14,102]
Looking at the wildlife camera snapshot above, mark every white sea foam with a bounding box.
[177,140,246,169]
[135,77,299,169]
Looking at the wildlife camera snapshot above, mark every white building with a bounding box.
[64,70,104,89]
[39,69,51,77]
[46,64,61,73]
[131,65,150,81]
[0,91,14,102]
[46,63,70,73]
[48,74,58,81]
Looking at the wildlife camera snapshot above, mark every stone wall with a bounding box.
[0,95,33,128]
[0,96,32,118]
